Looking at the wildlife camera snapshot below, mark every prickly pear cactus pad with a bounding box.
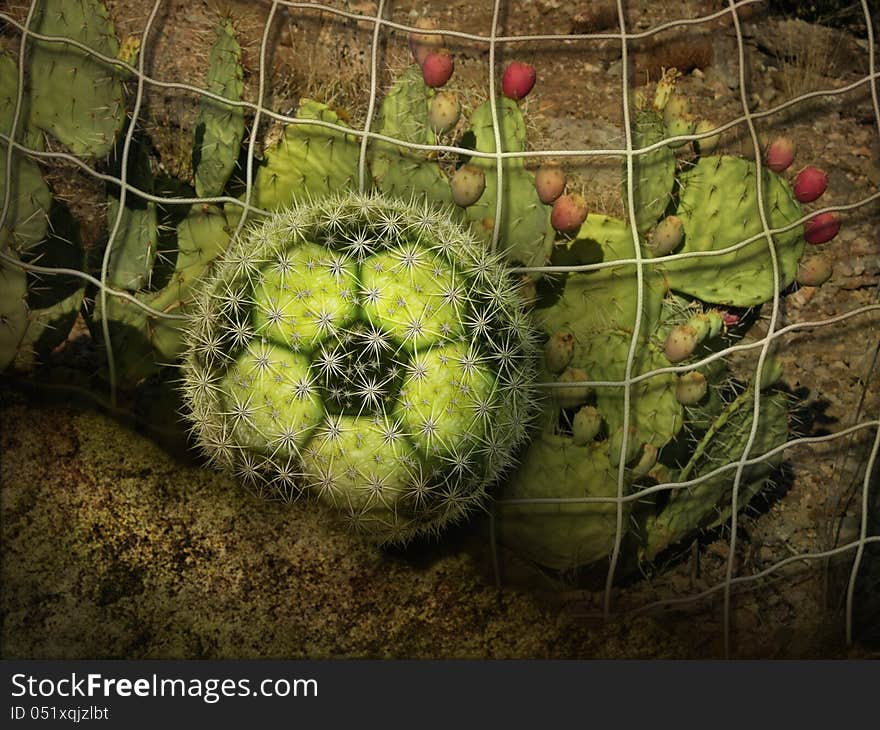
[464,98,555,271]
[0,53,52,253]
[643,388,790,560]
[193,18,245,199]
[0,253,29,372]
[539,214,679,449]
[182,192,541,542]
[27,0,126,158]
[663,156,805,307]
[224,99,360,230]
[370,65,453,206]
[499,434,622,571]
[629,108,675,235]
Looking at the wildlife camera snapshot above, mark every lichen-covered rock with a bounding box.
[0,397,695,659]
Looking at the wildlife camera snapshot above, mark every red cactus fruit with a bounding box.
[765,136,795,173]
[501,61,536,101]
[804,212,841,244]
[421,51,454,88]
[793,166,828,203]
[535,163,566,204]
[550,194,588,235]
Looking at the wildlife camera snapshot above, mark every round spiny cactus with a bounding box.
[182,192,542,542]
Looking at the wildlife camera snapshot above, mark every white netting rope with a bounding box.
[0,0,877,655]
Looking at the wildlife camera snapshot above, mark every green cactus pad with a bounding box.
[27,0,126,158]
[370,65,452,206]
[171,202,231,276]
[643,388,788,559]
[498,435,623,571]
[193,19,245,198]
[224,99,360,230]
[0,151,51,255]
[101,135,159,292]
[254,99,359,212]
[14,287,85,371]
[105,199,158,291]
[683,363,731,433]
[540,214,679,448]
[183,193,541,543]
[0,53,52,254]
[464,97,554,270]
[584,334,682,450]
[12,202,86,369]
[543,214,665,337]
[628,109,676,235]
[92,204,230,385]
[664,156,805,307]
[0,252,29,371]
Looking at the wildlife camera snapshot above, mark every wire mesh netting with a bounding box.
[0,0,878,657]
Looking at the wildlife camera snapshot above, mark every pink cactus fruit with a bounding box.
[804,212,841,244]
[550,193,588,235]
[664,324,699,363]
[409,18,444,65]
[421,51,454,88]
[721,311,740,328]
[534,163,566,204]
[501,61,536,101]
[765,136,796,173]
[793,166,829,203]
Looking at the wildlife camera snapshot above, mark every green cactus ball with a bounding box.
[182,193,542,542]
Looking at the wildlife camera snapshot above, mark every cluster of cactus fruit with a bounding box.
[498,70,840,571]
[0,5,843,570]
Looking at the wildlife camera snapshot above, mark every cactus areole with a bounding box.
[182,193,541,543]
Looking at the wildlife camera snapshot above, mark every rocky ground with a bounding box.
[1,0,878,658]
